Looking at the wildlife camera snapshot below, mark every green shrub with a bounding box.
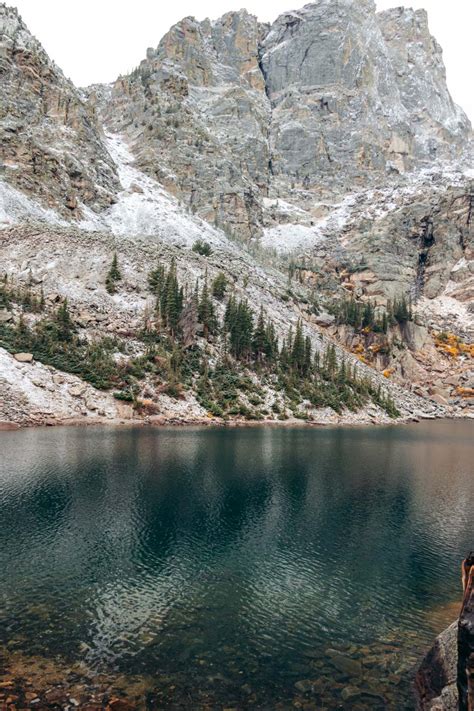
[192,240,212,257]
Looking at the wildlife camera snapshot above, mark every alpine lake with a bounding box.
[0,420,473,709]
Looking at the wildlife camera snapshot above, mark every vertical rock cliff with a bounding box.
[0,3,119,217]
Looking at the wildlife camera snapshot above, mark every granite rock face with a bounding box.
[0,3,119,218]
[261,0,469,183]
[416,621,458,711]
[92,0,471,239]
[95,10,270,239]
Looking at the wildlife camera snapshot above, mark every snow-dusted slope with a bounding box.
[78,132,234,250]
[0,180,67,228]
[0,129,238,253]
[261,165,473,255]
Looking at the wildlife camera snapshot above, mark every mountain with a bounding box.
[93,0,471,238]
[0,0,473,427]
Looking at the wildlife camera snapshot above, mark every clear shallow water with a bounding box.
[0,421,473,709]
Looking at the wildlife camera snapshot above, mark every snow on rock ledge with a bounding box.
[0,347,124,426]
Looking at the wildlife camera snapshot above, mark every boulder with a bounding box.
[13,352,33,363]
[415,621,458,711]
[0,311,13,323]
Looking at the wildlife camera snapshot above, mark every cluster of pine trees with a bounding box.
[0,260,400,419]
[331,295,413,332]
[1,274,45,313]
[143,261,399,418]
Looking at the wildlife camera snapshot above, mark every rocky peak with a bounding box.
[1,0,472,241]
[0,3,119,218]
[91,0,472,240]
[260,0,470,182]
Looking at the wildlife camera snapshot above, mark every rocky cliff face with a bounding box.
[93,0,471,239]
[92,9,270,239]
[0,3,119,218]
[261,0,469,182]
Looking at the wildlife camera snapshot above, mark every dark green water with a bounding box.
[0,421,473,709]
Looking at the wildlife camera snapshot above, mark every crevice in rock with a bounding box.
[413,216,435,301]
[467,192,474,228]
[257,43,275,180]
[257,44,271,101]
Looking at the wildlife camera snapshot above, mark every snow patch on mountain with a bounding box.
[79,132,234,251]
[0,180,67,228]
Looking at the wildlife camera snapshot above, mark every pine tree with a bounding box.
[337,358,347,385]
[147,263,166,296]
[291,320,305,372]
[198,273,217,339]
[105,252,122,294]
[323,343,337,380]
[314,349,321,373]
[161,259,183,336]
[252,307,267,362]
[264,321,277,363]
[224,294,236,332]
[225,298,253,359]
[304,336,312,375]
[362,301,374,329]
[212,272,228,300]
[55,299,74,341]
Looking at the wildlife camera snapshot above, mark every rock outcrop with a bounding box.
[416,555,474,711]
[0,3,119,218]
[416,621,459,711]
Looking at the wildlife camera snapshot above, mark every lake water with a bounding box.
[0,421,473,709]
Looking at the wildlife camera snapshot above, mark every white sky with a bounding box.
[9,0,474,122]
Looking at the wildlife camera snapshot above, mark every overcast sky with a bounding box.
[10,0,474,122]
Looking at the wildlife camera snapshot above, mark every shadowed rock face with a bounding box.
[416,621,458,711]
[0,3,119,217]
[93,0,471,238]
[416,556,474,711]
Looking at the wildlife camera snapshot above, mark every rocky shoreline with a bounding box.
[0,411,458,432]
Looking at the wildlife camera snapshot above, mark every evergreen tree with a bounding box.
[160,259,183,336]
[304,336,312,375]
[264,321,277,363]
[323,343,337,380]
[212,272,228,300]
[225,298,253,359]
[147,263,166,296]
[105,252,122,294]
[192,240,212,257]
[291,320,305,372]
[393,295,411,324]
[362,301,374,329]
[252,307,267,362]
[55,299,74,341]
[224,294,237,332]
[314,349,321,373]
[198,273,217,339]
